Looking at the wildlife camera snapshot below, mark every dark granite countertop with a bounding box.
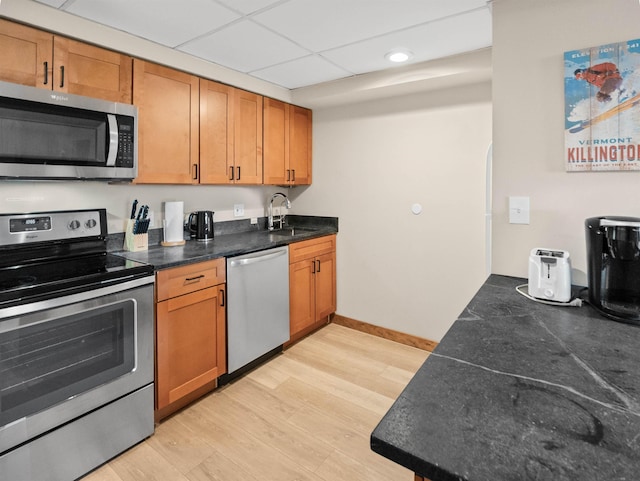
[111,215,337,270]
[371,274,640,481]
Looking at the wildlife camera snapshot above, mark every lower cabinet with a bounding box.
[289,235,336,343]
[155,258,226,420]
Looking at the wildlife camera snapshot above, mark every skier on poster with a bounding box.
[574,62,623,102]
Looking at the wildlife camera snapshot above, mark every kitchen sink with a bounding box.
[268,227,316,238]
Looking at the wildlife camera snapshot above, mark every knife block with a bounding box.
[123,219,148,252]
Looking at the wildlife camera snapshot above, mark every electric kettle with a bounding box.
[188,211,214,241]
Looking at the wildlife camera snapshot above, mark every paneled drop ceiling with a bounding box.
[33,0,492,90]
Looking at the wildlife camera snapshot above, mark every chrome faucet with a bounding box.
[268,192,291,231]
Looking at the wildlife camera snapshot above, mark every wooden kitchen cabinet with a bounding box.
[155,258,226,420]
[289,235,336,342]
[263,98,312,185]
[200,79,263,184]
[0,19,132,103]
[133,59,199,184]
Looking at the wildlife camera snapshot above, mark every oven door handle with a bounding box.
[0,275,154,321]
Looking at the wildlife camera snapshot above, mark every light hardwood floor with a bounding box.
[82,323,429,481]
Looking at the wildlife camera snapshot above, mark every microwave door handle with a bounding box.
[106,114,118,167]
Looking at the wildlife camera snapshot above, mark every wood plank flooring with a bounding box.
[81,323,429,481]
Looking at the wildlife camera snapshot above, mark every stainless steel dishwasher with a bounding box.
[225,246,290,377]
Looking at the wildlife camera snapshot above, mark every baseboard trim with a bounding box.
[331,314,438,352]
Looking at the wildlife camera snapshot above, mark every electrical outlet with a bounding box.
[250,217,258,225]
[233,204,244,217]
[272,206,281,216]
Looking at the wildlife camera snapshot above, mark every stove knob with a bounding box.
[68,219,81,230]
[85,218,97,229]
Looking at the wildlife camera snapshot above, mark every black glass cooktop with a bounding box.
[0,252,153,308]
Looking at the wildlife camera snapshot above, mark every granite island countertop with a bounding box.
[111,215,338,270]
[371,274,640,481]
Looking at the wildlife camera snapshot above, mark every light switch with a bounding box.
[233,204,244,217]
[509,196,530,224]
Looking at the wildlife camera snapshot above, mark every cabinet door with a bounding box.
[289,105,312,185]
[133,60,199,184]
[263,97,288,185]
[199,79,234,184]
[314,251,336,320]
[233,89,263,184]
[0,19,52,88]
[289,258,316,336]
[156,285,226,409]
[53,37,132,103]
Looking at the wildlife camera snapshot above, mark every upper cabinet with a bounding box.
[0,19,51,87]
[133,60,200,184]
[200,79,263,184]
[0,19,132,103]
[53,37,132,103]
[232,89,263,184]
[0,19,313,186]
[264,98,312,186]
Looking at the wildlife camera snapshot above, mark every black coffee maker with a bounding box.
[585,216,640,324]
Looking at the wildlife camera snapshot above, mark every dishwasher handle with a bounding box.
[229,248,288,267]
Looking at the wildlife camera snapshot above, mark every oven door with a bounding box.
[0,276,154,455]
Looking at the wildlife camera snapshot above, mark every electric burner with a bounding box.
[0,209,152,309]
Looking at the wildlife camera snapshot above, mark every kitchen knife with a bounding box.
[130,199,138,220]
[134,204,144,234]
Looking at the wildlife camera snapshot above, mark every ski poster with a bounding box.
[564,38,640,171]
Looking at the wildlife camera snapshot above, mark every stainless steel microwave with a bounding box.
[0,81,137,181]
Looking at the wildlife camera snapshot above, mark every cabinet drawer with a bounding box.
[156,258,226,301]
[289,234,336,264]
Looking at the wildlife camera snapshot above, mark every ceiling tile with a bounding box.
[30,0,493,90]
[179,20,310,73]
[64,0,240,47]
[252,55,353,89]
[323,8,492,75]
[33,0,66,7]
[252,0,489,52]
[215,0,284,15]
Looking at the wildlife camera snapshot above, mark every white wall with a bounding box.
[292,73,492,342]
[0,181,285,233]
[492,0,640,284]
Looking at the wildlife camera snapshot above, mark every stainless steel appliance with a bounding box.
[0,81,137,181]
[0,209,155,481]
[586,216,640,324]
[225,247,290,378]
[188,210,215,241]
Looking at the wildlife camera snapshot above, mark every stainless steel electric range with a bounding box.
[0,208,155,481]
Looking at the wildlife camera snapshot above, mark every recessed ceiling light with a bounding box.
[385,49,413,63]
